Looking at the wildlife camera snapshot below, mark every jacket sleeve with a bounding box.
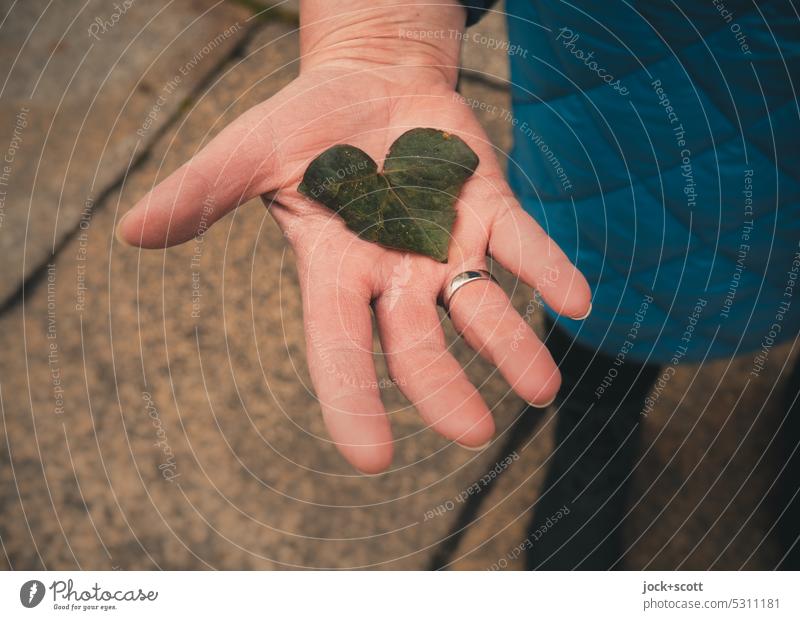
[458,0,499,26]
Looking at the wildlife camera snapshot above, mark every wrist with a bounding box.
[299,0,466,86]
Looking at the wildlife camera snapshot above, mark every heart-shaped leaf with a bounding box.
[297,128,479,262]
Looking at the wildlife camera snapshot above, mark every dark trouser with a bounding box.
[525,321,800,570]
[524,320,661,570]
[774,359,800,570]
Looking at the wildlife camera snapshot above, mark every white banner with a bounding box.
[1,571,797,618]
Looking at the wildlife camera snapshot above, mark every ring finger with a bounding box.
[445,275,561,407]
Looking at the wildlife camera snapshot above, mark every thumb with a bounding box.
[117,105,279,248]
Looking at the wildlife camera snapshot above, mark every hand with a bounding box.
[117,1,591,473]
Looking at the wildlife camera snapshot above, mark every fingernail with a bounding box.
[572,303,592,321]
[529,394,557,409]
[355,469,384,477]
[115,212,131,245]
[460,440,492,452]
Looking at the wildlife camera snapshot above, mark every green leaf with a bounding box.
[297,128,479,262]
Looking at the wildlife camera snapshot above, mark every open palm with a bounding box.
[118,64,591,473]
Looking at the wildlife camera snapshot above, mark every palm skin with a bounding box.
[117,64,591,473]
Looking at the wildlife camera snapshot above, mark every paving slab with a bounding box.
[0,21,530,570]
[239,0,300,15]
[0,0,252,305]
[460,0,511,86]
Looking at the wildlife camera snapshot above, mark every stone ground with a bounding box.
[0,0,797,570]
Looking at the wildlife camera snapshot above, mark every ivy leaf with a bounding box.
[297,128,479,262]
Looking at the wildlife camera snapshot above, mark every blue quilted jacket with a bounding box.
[482,0,800,364]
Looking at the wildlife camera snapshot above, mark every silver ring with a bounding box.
[442,269,498,311]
